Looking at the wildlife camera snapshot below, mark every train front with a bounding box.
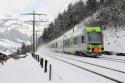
[86,27,104,56]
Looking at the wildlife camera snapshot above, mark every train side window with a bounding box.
[79,36,82,44]
[54,43,56,48]
[53,44,54,48]
[55,43,57,48]
[52,44,53,48]
[52,45,53,48]
[68,39,70,47]
[73,38,75,44]
[65,40,67,47]
[82,36,85,43]
[63,40,68,48]
[63,40,65,47]
[73,37,78,44]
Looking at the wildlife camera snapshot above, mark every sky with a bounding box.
[0,0,87,22]
[0,0,87,35]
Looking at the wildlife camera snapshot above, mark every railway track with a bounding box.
[100,57,125,61]
[40,52,124,83]
[57,52,125,63]
[48,50,125,63]
[50,51,125,63]
[104,51,125,56]
[48,53,125,74]
[98,57,125,63]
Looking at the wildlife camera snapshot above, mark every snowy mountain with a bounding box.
[0,39,21,55]
[0,29,30,43]
[0,29,31,55]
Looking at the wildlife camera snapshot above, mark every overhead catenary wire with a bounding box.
[21,11,47,54]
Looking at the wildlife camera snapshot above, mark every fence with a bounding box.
[32,53,52,81]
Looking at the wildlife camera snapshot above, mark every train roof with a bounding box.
[49,20,88,44]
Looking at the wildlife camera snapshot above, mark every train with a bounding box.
[48,26,104,57]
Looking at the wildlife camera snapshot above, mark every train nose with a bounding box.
[93,48,100,54]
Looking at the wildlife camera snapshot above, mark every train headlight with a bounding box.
[87,47,91,50]
[89,45,92,47]
[99,45,102,47]
[101,47,104,50]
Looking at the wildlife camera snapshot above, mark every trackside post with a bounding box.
[49,64,52,81]
[44,60,48,73]
[40,58,44,68]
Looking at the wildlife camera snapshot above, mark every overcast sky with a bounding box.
[0,0,87,23]
[0,0,88,36]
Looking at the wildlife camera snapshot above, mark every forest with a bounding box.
[38,0,125,44]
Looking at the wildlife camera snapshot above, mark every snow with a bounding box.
[1,10,125,83]
[33,26,125,83]
[0,30,125,83]
[62,13,97,36]
[0,39,21,55]
[104,28,125,53]
[0,54,52,83]
[16,38,31,45]
[36,46,122,83]
[34,28,125,83]
[0,28,31,55]
[16,38,24,43]
[45,52,125,82]
[39,48,125,74]
[1,46,124,83]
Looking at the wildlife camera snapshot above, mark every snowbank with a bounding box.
[104,28,125,53]
[0,54,51,83]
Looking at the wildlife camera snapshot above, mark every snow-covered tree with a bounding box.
[97,0,125,30]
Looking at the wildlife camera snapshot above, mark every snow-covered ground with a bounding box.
[1,45,125,83]
[104,28,125,53]
[1,27,125,83]
[0,39,21,48]
[36,46,125,83]
[0,54,52,83]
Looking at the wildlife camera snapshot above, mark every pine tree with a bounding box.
[21,43,27,54]
[16,49,21,55]
[100,0,104,4]
[86,0,97,10]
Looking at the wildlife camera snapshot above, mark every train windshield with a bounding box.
[88,32,102,43]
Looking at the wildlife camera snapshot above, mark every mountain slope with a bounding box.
[0,29,30,43]
[0,29,31,55]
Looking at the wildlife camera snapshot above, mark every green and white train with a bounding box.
[49,26,104,57]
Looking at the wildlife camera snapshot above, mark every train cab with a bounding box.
[86,27,104,56]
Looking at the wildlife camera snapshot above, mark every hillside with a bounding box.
[104,28,125,53]
[38,0,125,45]
[0,29,30,43]
[0,29,30,55]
